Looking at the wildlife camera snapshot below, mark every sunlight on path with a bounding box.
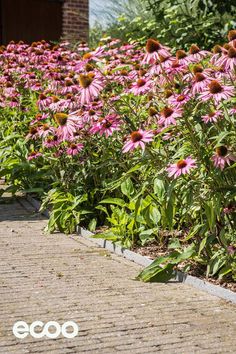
[0,195,235,353]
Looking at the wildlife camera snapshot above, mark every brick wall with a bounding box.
[62,0,89,43]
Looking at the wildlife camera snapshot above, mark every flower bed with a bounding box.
[0,33,236,283]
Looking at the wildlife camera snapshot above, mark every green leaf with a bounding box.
[88,218,97,232]
[184,223,205,241]
[137,245,195,282]
[73,194,88,208]
[153,178,165,200]
[218,265,232,279]
[198,236,208,256]
[121,177,134,198]
[144,204,161,227]
[168,238,181,249]
[92,231,118,241]
[137,255,173,282]
[22,187,44,194]
[139,229,155,243]
[204,201,216,231]
[46,214,56,233]
[169,245,196,264]
[165,199,175,229]
[100,198,126,207]
[111,65,130,73]
[143,264,175,283]
[211,257,226,276]
[95,205,109,216]
[139,229,155,237]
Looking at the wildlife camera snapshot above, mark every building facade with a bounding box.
[63,0,89,42]
[0,0,89,44]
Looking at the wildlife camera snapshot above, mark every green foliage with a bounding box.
[89,0,156,47]
[137,244,196,282]
[1,37,236,285]
[40,188,94,234]
[0,105,51,193]
[91,0,236,50]
[147,0,236,50]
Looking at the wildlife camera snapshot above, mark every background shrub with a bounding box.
[90,0,236,49]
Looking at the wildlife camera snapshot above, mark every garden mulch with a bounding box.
[0,192,236,354]
[132,241,236,293]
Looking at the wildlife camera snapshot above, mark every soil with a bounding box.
[132,241,236,293]
[93,226,236,293]
[94,226,109,234]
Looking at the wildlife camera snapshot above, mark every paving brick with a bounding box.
[0,196,236,353]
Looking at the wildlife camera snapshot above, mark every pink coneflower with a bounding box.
[78,42,90,52]
[120,43,135,51]
[223,204,236,215]
[37,93,52,110]
[217,46,236,72]
[175,50,189,65]
[8,96,20,108]
[148,106,159,117]
[27,151,42,160]
[167,157,197,179]
[85,100,103,110]
[90,114,121,137]
[201,110,222,123]
[60,78,80,95]
[66,143,83,156]
[81,47,104,62]
[43,135,59,148]
[227,245,236,255]
[37,123,55,138]
[48,79,62,91]
[186,44,210,63]
[82,107,102,123]
[30,113,49,125]
[229,107,236,115]
[200,80,234,104]
[213,66,229,80]
[150,55,175,75]
[54,95,78,112]
[54,112,79,141]
[6,41,17,51]
[129,77,153,95]
[30,82,43,91]
[113,68,133,85]
[3,83,16,96]
[158,106,182,127]
[145,106,159,125]
[162,131,181,141]
[210,44,223,65]
[191,73,212,94]
[49,96,62,112]
[143,39,171,64]
[109,94,121,103]
[228,30,236,44]
[184,64,209,81]
[68,110,84,129]
[78,73,104,104]
[168,93,191,107]
[108,39,121,47]
[166,61,187,78]
[53,148,64,158]
[122,129,154,153]
[212,146,236,170]
[26,126,38,140]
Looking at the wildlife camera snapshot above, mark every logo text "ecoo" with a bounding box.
[13,321,79,339]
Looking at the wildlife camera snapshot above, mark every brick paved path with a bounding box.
[0,195,236,354]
